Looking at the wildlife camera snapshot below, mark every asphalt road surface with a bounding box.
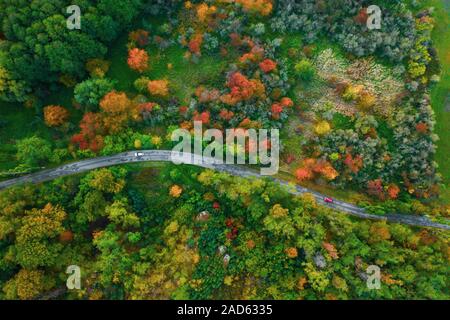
[0,150,448,230]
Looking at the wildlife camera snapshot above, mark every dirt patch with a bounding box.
[445,94,450,112]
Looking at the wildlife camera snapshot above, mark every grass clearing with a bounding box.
[428,1,450,185]
[0,86,77,172]
[0,102,50,171]
[332,113,354,130]
[108,40,230,103]
[108,14,231,103]
[107,33,139,93]
[145,46,229,103]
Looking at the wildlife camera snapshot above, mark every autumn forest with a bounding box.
[0,0,448,300]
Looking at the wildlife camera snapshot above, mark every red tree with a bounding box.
[193,111,211,124]
[295,167,313,181]
[344,154,364,173]
[71,112,104,152]
[259,59,277,73]
[415,122,428,134]
[367,179,385,200]
[129,29,150,47]
[354,8,368,24]
[387,184,400,199]
[221,72,265,105]
[188,34,203,55]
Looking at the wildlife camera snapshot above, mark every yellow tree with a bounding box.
[99,91,136,133]
[43,105,70,127]
[88,168,125,194]
[147,79,170,97]
[15,203,66,268]
[3,269,53,300]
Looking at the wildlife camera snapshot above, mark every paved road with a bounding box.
[0,150,448,231]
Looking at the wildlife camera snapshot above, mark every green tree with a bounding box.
[88,168,126,194]
[74,78,116,109]
[105,198,140,228]
[0,0,143,102]
[16,136,52,167]
[76,190,108,225]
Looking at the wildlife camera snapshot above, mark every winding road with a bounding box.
[0,150,448,231]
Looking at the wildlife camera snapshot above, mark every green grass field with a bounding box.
[409,1,449,183]
[428,1,450,184]
[412,0,450,202]
[145,46,229,103]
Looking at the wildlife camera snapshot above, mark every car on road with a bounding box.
[134,152,145,157]
[324,197,334,204]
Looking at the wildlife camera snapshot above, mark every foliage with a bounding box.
[127,48,149,73]
[0,164,448,300]
[3,269,52,300]
[71,112,104,153]
[43,105,70,127]
[0,0,448,301]
[99,91,137,133]
[294,59,315,81]
[147,80,170,97]
[271,0,416,62]
[0,0,143,102]
[15,203,66,268]
[74,78,116,109]
[16,136,52,167]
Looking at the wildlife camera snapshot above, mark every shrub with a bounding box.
[85,59,111,78]
[357,92,376,110]
[314,121,331,136]
[294,60,315,81]
[134,77,150,93]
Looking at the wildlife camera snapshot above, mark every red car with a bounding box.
[324,197,334,204]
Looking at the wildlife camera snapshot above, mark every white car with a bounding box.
[134,152,145,157]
